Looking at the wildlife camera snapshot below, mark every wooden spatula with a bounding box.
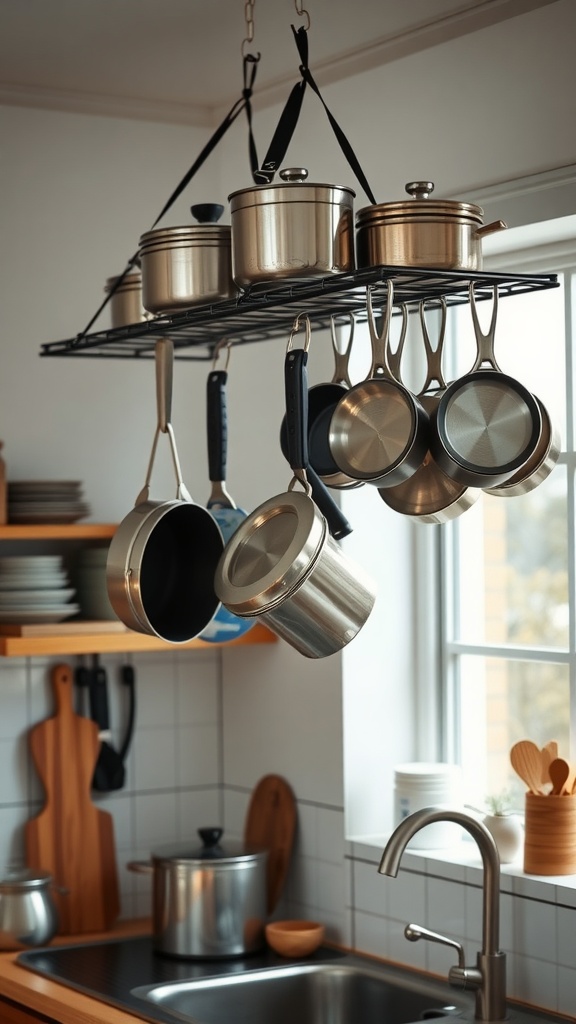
[549,757,576,796]
[540,740,559,785]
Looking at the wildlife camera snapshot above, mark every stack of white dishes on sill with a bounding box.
[393,762,463,849]
[75,546,116,620]
[7,481,91,524]
[0,555,80,623]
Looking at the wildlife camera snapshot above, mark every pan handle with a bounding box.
[135,339,193,505]
[385,304,408,384]
[469,283,502,373]
[206,368,236,508]
[366,280,395,380]
[330,312,355,387]
[419,298,447,394]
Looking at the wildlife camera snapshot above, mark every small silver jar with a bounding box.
[0,870,59,950]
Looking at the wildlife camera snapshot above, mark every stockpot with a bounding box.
[0,870,59,950]
[139,203,237,314]
[104,271,153,328]
[355,181,507,271]
[228,168,355,289]
[128,828,268,959]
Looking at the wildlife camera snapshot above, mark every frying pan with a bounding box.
[214,314,376,660]
[199,345,255,643]
[380,299,481,523]
[107,339,224,643]
[485,394,560,497]
[328,281,430,488]
[305,313,363,490]
[431,283,543,489]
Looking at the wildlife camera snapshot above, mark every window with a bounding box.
[438,220,576,810]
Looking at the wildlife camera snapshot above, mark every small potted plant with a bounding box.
[482,789,523,864]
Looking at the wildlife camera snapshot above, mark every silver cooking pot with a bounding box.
[139,203,237,314]
[228,167,355,289]
[0,870,59,950]
[355,181,507,271]
[128,828,268,959]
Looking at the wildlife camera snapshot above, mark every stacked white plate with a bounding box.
[7,480,91,524]
[0,555,80,623]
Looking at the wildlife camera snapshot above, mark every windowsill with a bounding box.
[346,832,576,905]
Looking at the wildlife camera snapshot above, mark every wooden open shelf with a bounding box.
[0,523,276,656]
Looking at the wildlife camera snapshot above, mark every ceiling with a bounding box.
[0,0,559,126]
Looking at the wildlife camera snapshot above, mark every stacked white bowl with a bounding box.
[0,555,79,623]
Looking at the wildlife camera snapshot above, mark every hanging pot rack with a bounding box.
[40,264,559,361]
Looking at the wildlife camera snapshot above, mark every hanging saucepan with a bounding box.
[199,343,255,643]
[214,315,376,659]
[107,339,224,643]
[380,299,481,523]
[328,281,430,488]
[431,283,543,489]
[305,313,364,491]
[355,181,507,271]
[485,399,560,497]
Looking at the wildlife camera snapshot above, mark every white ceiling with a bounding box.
[0,0,559,126]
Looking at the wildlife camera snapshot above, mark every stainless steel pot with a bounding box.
[128,828,268,959]
[356,181,507,271]
[228,168,355,289]
[104,271,154,328]
[139,203,237,314]
[0,870,59,950]
[215,319,376,659]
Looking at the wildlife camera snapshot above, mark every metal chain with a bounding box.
[293,0,311,30]
[241,0,256,56]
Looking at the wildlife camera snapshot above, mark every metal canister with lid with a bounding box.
[355,181,507,271]
[0,869,59,950]
[228,167,356,288]
[139,203,237,314]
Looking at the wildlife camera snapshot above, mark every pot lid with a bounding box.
[151,828,266,864]
[139,203,231,248]
[0,868,52,891]
[214,488,326,615]
[229,167,355,209]
[356,181,484,226]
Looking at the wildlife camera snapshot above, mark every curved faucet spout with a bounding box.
[378,806,500,957]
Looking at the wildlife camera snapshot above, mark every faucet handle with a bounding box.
[404,923,466,969]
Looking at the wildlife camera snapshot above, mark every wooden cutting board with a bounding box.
[25,662,120,935]
[244,774,297,914]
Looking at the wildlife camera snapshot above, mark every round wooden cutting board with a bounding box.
[244,774,297,914]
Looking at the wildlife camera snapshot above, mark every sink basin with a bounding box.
[133,960,462,1024]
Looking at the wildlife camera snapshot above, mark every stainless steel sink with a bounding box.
[133,960,463,1024]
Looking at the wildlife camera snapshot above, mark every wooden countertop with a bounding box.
[0,919,152,1024]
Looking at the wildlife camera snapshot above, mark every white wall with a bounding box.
[0,0,575,1014]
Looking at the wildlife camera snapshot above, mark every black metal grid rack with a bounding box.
[40,265,559,361]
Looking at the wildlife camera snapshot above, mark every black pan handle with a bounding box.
[306,465,352,540]
[207,369,228,484]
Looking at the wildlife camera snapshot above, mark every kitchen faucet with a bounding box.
[378,807,506,1022]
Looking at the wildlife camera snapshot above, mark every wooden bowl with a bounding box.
[265,919,325,958]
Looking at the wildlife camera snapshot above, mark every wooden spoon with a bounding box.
[549,757,576,796]
[510,740,545,794]
[540,740,559,785]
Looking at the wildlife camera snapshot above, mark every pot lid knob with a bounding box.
[191,203,225,224]
[198,826,224,849]
[405,181,435,200]
[279,167,309,183]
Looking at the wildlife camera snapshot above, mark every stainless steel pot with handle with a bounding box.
[214,315,376,659]
[106,339,224,643]
[128,828,268,959]
[355,181,507,271]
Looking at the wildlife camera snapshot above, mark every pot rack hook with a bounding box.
[212,337,232,371]
[294,0,311,31]
[287,311,311,353]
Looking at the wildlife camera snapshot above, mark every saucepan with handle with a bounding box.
[107,338,224,643]
[215,314,376,659]
[431,283,543,489]
[328,281,430,488]
[380,298,481,523]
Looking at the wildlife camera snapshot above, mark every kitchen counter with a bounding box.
[0,919,152,1024]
